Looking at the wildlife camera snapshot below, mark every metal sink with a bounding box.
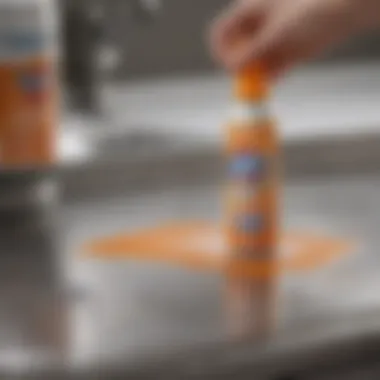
[61,173,380,366]
[3,129,380,379]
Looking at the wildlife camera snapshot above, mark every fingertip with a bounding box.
[208,2,253,57]
[207,18,229,65]
[208,7,234,45]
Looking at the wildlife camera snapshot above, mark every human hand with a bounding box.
[210,0,380,78]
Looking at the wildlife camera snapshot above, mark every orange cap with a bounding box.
[234,63,269,101]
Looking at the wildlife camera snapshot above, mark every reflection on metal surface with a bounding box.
[58,123,98,164]
[0,174,65,373]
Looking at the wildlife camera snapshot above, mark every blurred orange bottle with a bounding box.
[0,0,59,168]
[225,64,280,338]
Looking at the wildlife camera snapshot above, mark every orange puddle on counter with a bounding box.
[83,222,354,279]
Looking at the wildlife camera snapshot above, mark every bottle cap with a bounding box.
[234,63,269,101]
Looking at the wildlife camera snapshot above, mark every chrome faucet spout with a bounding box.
[61,0,162,116]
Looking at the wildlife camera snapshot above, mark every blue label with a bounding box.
[235,214,264,232]
[20,72,46,93]
[229,155,266,180]
[0,31,45,56]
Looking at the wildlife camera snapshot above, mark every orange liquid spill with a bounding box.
[84,222,354,279]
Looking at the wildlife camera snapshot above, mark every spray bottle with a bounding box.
[225,64,279,339]
[0,0,64,370]
[0,0,59,167]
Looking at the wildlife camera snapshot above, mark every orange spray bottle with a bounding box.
[0,0,59,168]
[225,64,279,339]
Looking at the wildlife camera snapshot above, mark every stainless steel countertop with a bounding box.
[4,63,380,378]
[52,111,380,378]
[1,145,380,378]
[2,169,375,379]
[61,174,380,367]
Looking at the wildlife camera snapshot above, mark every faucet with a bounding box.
[61,0,104,115]
[61,0,162,116]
